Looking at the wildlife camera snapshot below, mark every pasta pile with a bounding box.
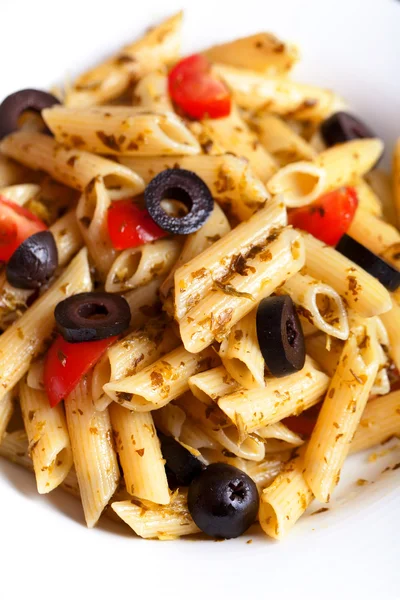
[0,11,400,541]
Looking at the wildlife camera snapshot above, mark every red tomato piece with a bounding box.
[282,415,317,438]
[288,186,358,246]
[44,335,117,407]
[0,195,47,262]
[107,199,167,250]
[283,404,321,437]
[168,54,231,120]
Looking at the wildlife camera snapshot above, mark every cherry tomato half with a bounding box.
[107,199,167,250]
[168,54,231,120]
[0,195,47,262]
[44,335,117,407]
[288,186,358,246]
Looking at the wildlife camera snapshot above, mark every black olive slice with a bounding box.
[320,111,377,147]
[55,292,131,343]
[144,168,214,235]
[0,89,61,140]
[6,231,58,289]
[336,235,400,292]
[158,432,205,487]
[187,463,259,539]
[256,295,305,378]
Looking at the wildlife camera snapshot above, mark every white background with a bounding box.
[1,0,399,598]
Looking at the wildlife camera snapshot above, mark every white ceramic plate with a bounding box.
[1,0,399,598]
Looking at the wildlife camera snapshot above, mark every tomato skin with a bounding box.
[282,404,321,437]
[44,335,117,407]
[107,199,167,250]
[168,54,231,120]
[0,195,47,262]
[282,415,316,437]
[288,186,358,246]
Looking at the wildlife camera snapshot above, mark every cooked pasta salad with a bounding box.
[0,11,399,541]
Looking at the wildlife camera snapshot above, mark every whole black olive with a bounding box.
[144,168,214,235]
[0,89,61,139]
[320,111,377,147]
[187,463,259,539]
[6,231,58,289]
[158,432,205,487]
[256,295,305,377]
[336,235,400,292]
[55,292,131,343]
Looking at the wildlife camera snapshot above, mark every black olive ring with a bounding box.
[55,292,131,343]
[256,295,306,378]
[0,89,61,140]
[144,168,214,235]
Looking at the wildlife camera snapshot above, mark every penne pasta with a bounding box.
[107,317,179,383]
[304,324,380,502]
[0,183,40,205]
[380,300,400,372]
[198,106,277,183]
[212,64,341,120]
[188,365,239,405]
[180,228,305,353]
[279,272,349,340]
[250,113,317,166]
[173,197,286,321]
[176,394,266,461]
[257,422,304,447]
[109,403,169,504]
[348,208,400,260]
[267,161,326,207]
[305,333,343,376]
[65,374,120,528]
[104,345,217,411]
[246,454,287,493]
[354,178,382,217]
[123,276,163,328]
[49,210,83,266]
[121,154,270,221]
[259,450,313,539]
[203,32,299,75]
[65,12,183,107]
[43,106,200,156]
[302,232,392,317]
[218,308,265,388]
[0,152,32,186]
[133,70,173,111]
[105,238,181,293]
[152,402,186,439]
[350,390,400,454]
[26,360,44,391]
[0,392,14,442]
[0,248,92,403]
[218,356,329,434]
[76,177,117,279]
[0,131,145,198]
[160,203,231,312]
[20,381,73,494]
[92,317,179,411]
[315,139,384,191]
[0,430,81,499]
[112,490,199,540]
[179,417,221,450]
[366,168,396,226]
